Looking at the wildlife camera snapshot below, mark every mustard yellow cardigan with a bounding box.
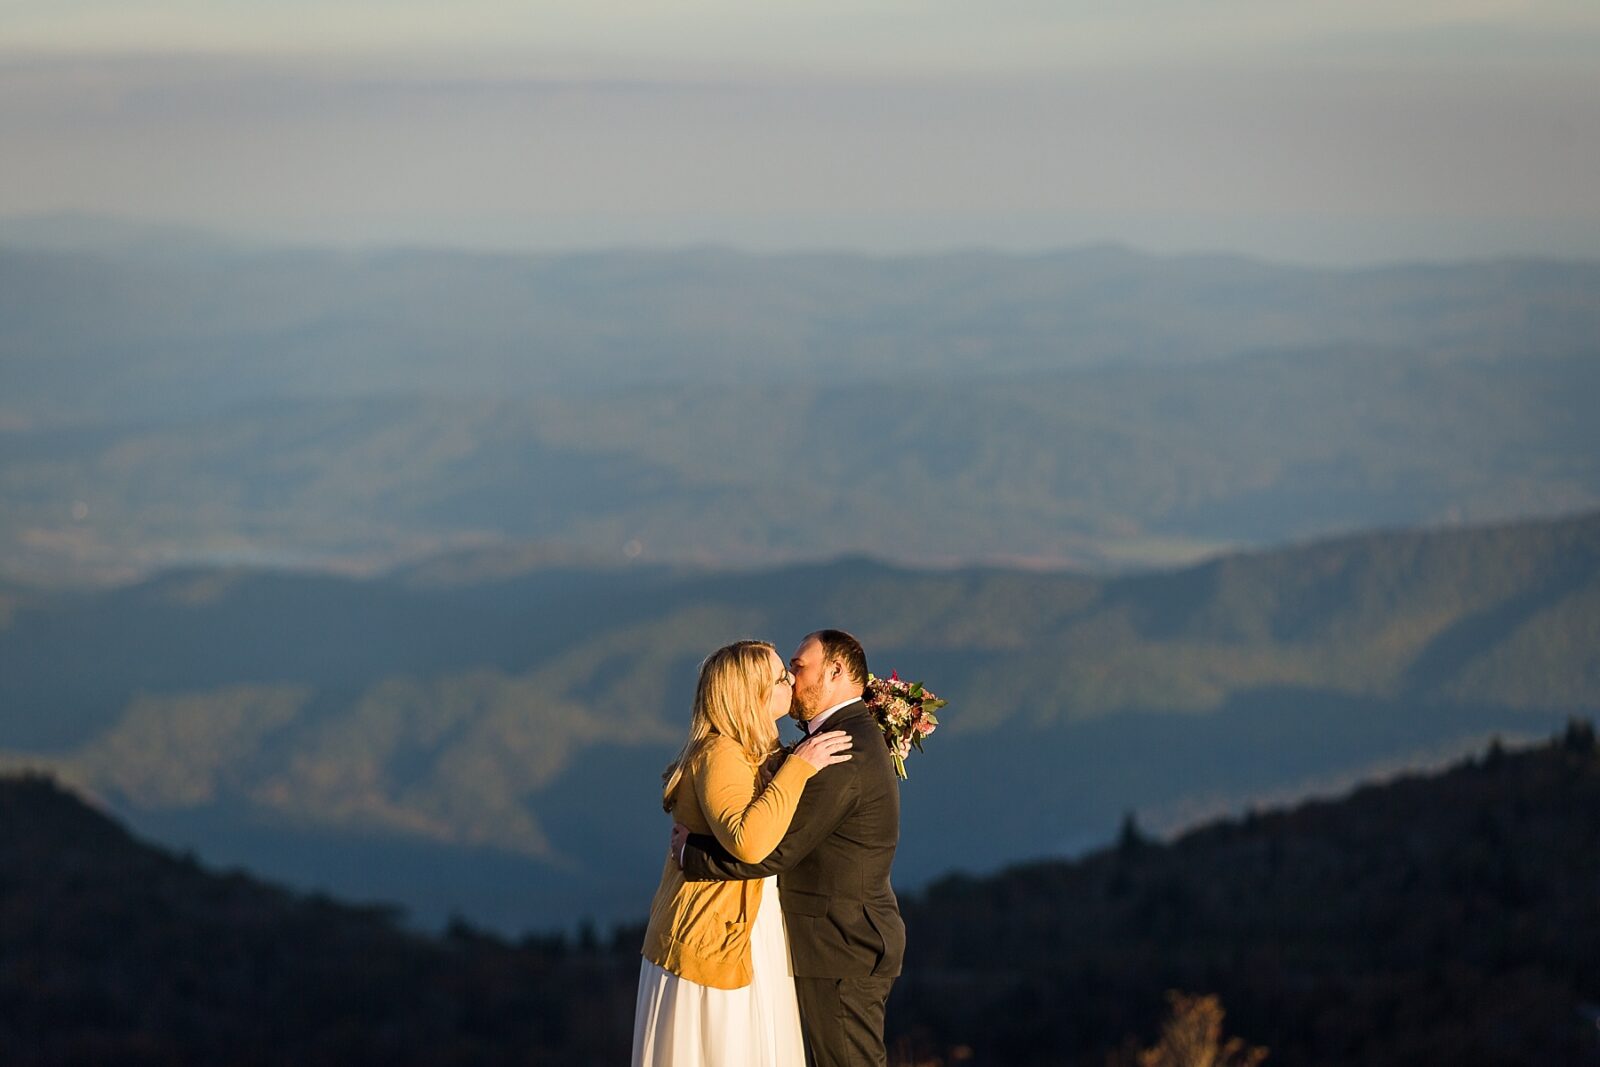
[641,733,818,989]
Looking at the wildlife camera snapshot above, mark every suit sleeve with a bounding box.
[681,759,858,881]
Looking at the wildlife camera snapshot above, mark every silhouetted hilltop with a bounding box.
[894,720,1600,1066]
[0,774,636,1066]
[4,724,1597,1065]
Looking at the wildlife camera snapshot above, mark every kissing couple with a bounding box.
[632,629,906,1067]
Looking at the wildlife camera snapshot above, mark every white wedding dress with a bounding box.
[630,875,807,1067]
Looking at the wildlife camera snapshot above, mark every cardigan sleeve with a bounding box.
[681,757,856,882]
[691,739,819,863]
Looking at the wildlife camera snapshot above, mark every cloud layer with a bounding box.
[2,3,1597,260]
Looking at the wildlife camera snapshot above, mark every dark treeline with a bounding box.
[892,719,1600,1066]
[3,722,1598,1065]
[0,772,639,1065]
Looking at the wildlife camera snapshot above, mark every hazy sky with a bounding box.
[2,1,1598,262]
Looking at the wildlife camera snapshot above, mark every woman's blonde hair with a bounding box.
[661,639,783,811]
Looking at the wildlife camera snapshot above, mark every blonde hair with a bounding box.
[661,640,783,812]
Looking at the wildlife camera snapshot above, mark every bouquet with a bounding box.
[864,671,946,780]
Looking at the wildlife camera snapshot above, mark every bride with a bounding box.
[632,639,853,1067]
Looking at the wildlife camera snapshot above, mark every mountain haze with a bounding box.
[7,241,1596,417]
[2,236,1597,581]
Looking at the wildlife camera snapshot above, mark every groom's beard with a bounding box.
[789,685,818,724]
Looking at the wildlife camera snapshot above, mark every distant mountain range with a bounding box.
[4,720,1595,1065]
[2,509,1595,932]
[7,233,1596,414]
[2,234,1596,580]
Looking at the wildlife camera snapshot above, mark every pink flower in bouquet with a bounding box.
[864,671,946,780]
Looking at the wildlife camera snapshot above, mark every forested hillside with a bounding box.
[5,724,1595,1065]
[2,510,1595,930]
[0,772,636,1066]
[893,720,1600,1065]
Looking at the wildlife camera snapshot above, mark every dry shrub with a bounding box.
[1110,991,1268,1067]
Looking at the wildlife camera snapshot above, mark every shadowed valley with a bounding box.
[2,510,1595,932]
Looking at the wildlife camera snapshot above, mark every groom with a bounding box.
[676,628,905,1067]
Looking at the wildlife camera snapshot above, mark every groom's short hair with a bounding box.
[810,628,868,690]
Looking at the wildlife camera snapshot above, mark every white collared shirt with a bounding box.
[803,697,860,735]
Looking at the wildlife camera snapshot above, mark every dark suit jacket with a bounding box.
[681,699,905,979]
